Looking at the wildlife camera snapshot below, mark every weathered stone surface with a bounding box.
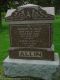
[3,53,59,80]
[52,64,60,80]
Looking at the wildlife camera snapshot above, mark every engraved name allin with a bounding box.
[19,51,42,57]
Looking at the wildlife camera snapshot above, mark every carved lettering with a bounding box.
[19,51,42,57]
[19,51,25,56]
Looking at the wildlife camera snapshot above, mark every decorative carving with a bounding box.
[8,7,54,21]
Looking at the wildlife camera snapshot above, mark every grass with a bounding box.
[0,19,9,64]
[53,15,60,54]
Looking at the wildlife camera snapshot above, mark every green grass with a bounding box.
[53,15,60,54]
[0,19,9,64]
[0,15,60,64]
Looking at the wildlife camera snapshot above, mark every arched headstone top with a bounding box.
[6,4,54,21]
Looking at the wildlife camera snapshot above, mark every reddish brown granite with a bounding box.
[6,5,54,60]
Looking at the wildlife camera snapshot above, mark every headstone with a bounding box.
[6,4,54,60]
[3,4,59,80]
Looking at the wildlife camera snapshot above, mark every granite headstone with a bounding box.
[6,4,54,60]
[3,4,59,80]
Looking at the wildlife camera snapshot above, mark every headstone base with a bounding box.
[3,53,59,80]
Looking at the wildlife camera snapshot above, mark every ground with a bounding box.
[0,15,60,79]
